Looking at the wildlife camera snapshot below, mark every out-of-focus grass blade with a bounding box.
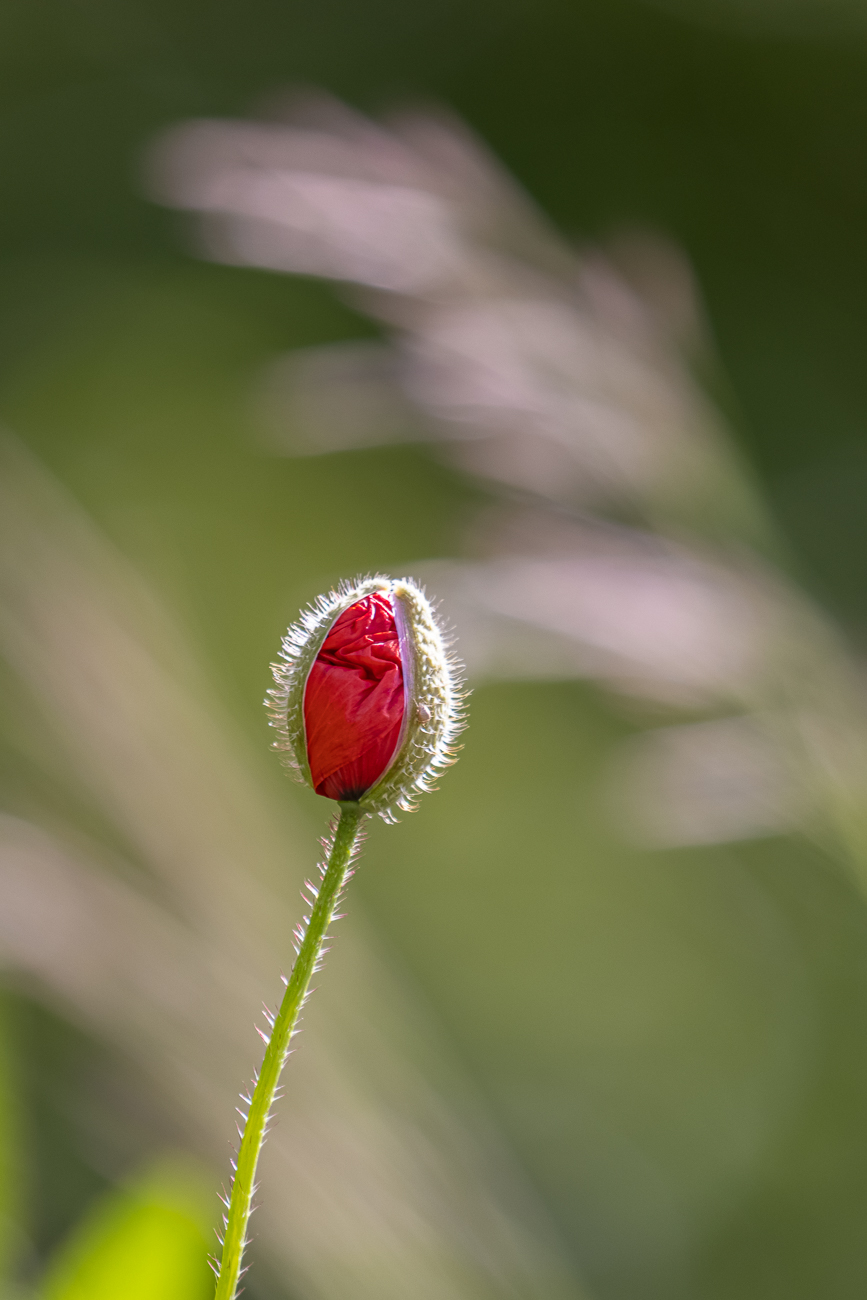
[37,1162,213,1300]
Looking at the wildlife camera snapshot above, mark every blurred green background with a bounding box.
[5,1,867,1299]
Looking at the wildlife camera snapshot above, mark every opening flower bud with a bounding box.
[267,576,464,819]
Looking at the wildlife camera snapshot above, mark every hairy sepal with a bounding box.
[361,580,465,821]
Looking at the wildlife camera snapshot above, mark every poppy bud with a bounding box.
[267,576,464,819]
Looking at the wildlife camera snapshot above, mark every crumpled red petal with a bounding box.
[304,592,405,800]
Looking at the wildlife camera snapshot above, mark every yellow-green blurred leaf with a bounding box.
[38,1160,213,1300]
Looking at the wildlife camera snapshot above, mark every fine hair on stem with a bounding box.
[212,802,364,1299]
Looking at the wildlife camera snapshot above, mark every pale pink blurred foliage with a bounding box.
[151,98,728,515]
[151,96,867,856]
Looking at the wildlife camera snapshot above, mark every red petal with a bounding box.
[304,592,405,800]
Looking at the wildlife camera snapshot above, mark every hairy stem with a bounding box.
[214,801,364,1300]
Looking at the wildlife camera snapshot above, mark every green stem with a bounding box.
[214,802,364,1300]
